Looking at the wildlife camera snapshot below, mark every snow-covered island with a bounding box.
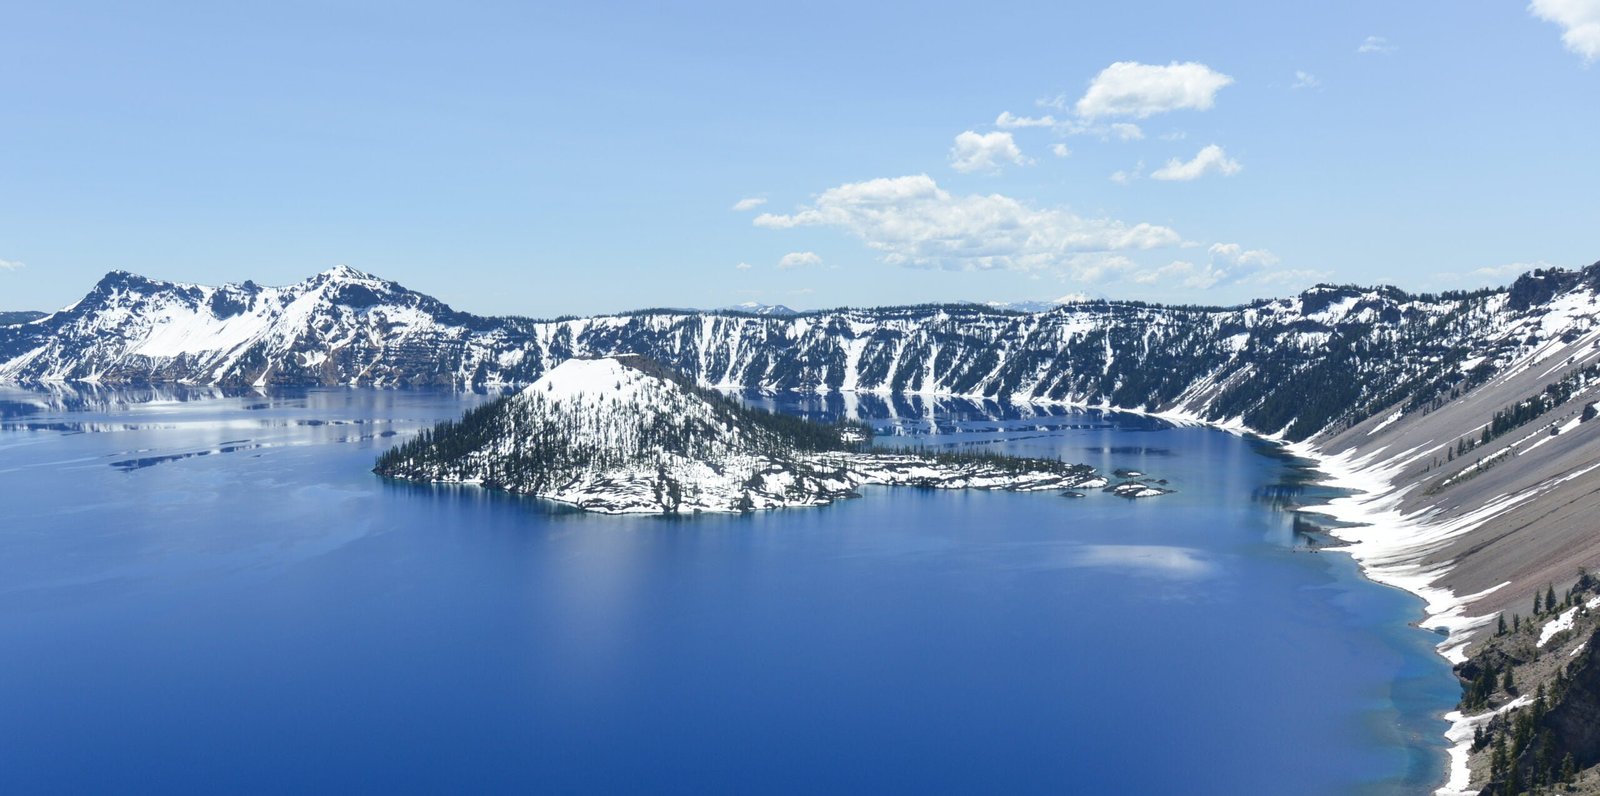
[375,356,1160,514]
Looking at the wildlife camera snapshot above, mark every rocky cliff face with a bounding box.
[1541,636,1600,774]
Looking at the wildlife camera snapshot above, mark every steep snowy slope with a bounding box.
[374,356,1113,514]
[1303,267,1600,625]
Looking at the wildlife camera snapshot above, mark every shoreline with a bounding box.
[1278,440,1496,796]
[1270,436,1600,793]
[909,389,1484,796]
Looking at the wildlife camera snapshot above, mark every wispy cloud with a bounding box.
[777,251,823,270]
[994,111,1057,129]
[731,197,767,212]
[1291,70,1320,89]
[1150,144,1242,181]
[1130,243,1284,289]
[0,258,24,271]
[1357,35,1396,54]
[735,262,753,270]
[1432,260,1554,287]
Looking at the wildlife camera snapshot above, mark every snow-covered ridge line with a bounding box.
[7,263,1600,446]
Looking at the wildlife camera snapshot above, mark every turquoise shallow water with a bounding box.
[0,386,1456,794]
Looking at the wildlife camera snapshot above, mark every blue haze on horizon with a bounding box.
[1,0,1597,318]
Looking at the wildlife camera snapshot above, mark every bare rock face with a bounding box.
[1539,633,1600,771]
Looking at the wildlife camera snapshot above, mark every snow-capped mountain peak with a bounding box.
[723,301,798,316]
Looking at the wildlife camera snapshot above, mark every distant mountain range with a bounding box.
[980,293,1098,313]
[0,311,45,325]
[722,301,798,316]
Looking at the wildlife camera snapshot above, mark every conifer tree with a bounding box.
[1503,668,1516,694]
[1546,584,1558,613]
[1534,731,1552,786]
[1498,613,1508,636]
[1561,753,1576,785]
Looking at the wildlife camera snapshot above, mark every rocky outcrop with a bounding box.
[1539,635,1600,772]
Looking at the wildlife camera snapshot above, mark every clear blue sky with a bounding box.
[2,0,1597,316]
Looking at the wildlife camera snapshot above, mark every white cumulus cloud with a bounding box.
[949,131,1030,173]
[735,262,753,270]
[1150,144,1242,181]
[1051,143,1072,158]
[777,251,822,270]
[753,174,1182,276]
[0,258,22,271]
[731,197,767,211]
[1291,70,1320,89]
[1530,0,1600,62]
[1075,61,1234,119]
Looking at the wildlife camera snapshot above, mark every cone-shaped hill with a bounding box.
[375,356,1154,514]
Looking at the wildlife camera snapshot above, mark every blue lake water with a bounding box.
[0,386,1457,794]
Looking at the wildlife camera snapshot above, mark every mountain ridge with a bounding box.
[10,264,1597,446]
